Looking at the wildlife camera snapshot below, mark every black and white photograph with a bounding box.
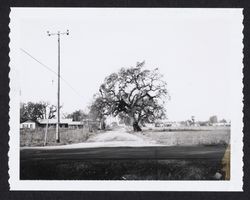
[9,8,243,191]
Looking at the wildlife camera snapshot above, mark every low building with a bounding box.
[20,118,102,130]
[212,122,231,127]
[154,120,181,127]
[38,118,73,128]
[20,120,37,129]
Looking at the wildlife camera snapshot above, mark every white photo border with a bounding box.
[9,8,244,191]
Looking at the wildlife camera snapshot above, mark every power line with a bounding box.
[20,48,58,75]
[20,48,85,101]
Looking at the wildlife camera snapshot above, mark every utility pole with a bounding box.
[47,30,69,143]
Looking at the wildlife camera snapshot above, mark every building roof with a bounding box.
[68,121,82,125]
[35,118,100,125]
[38,118,73,124]
[21,120,37,124]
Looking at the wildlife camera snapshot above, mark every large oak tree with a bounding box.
[91,62,169,131]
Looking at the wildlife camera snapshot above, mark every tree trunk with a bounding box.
[100,117,106,130]
[133,121,142,132]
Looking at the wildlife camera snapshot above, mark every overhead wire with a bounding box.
[20,48,85,102]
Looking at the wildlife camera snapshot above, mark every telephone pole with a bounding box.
[47,30,69,143]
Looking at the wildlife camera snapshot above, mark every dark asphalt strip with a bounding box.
[20,146,227,161]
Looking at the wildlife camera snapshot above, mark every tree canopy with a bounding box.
[20,102,56,123]
[91,61,169,131]
[66,110,88,121]
[209,115,218,124]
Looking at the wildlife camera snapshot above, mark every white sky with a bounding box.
[14,8,243,121]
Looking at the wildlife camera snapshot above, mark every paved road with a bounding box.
[21,145,228,161]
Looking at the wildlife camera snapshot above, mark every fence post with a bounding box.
[44,118,49,146]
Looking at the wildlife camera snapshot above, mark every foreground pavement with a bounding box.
[21,145,228,161]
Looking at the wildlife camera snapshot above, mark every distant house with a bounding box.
[212,122,231,127]
[154,120,180,127]
[20,120,37,129]
[20,118,102,130]
[38,118,97,129]
[38,118,73,128]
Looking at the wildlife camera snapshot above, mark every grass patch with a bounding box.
[20,128,93,147]
[141,127,230,146]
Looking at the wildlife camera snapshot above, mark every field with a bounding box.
[20,128,93,147]
[140,127,230,146]
[20,126,230,147]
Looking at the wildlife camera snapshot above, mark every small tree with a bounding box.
[209,115,218,124]
[47,105,57,119]
[20,101,56,122]
[20,102,28,123]
[67,110,88,121]
[89,96,108,130]
[219,119,227,123]
[92,61,169,131]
